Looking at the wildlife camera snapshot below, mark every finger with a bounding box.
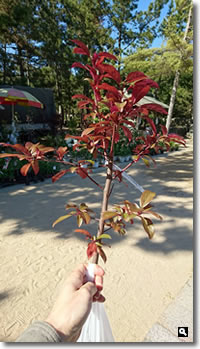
[81,281,97,299]
[95,275,103,291]
[93,293,106,303]
[67,264,87,290]
[84,263,105,277]
[93,264,105,277]
[97,294,106,303]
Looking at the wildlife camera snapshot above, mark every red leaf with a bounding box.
[71,62,88,70]
[126,71,147,83]
[72,94,88,99]
[98,64,121,84]
[121,126,132,141]
[71,39,90,56]
[78,100,93,109]
[161,125,168,136]
[87,242,97,259]
[98,52,118,61]
[73,47,89,56]
[122,120,136,128]
[114,132,120,143]
[133,86,151,104]
[52,169,69,183]
[141,103,168,115]
[75,229,92,238]
[20,163,31,176]
[168,133,185,142]
[142,116,157,134]
[98,83,119,96]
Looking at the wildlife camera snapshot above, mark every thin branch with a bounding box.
[86,172,103,190]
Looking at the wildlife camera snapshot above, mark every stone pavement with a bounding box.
[144,133,193,343]
[144,275,193,342]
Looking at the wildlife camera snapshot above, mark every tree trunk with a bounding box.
[165,1,193,132]
[17,45,25,84]
[3,44,7,84]
[165,71,180,132]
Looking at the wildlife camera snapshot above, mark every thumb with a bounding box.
[81,281,97,299]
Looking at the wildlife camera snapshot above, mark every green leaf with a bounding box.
[97,246,107,263]
[147,210,163,220]
[140,190,156,208]
[79,203,88,210]
[119,228,126,235]
[141,217,155,239]
[102,211,118,220]
[142,157,150,167]
[65,203,77,210]
[52,214,72,227]
[82,211,91,224]
[97,233,112,240]
[95,241,103,247]
[77,215,83,227]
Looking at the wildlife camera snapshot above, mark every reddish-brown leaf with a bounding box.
[52,169,69,183]
[20,163,31,176]
[31,160,39,175]
[76,167,88,179]
[0,142,29,154]
[87,242,97,259]
[75,229,92,238]
[0,153,23,159]
[81,127,95,136]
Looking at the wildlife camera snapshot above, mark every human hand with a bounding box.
[46,263,105,342]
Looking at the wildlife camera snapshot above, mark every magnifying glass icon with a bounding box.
[179,328,187,336]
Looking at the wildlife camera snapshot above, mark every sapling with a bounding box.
[0,40,185,264]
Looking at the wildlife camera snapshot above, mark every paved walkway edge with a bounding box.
[144,274,193,342]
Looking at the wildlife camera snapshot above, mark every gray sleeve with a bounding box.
[16,321,62,342]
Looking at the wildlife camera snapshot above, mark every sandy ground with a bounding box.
[0,138,193,342]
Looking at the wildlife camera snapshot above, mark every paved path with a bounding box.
[144,275,193,342]
[0,136,193,342]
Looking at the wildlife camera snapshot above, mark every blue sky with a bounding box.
[137,0,169,47]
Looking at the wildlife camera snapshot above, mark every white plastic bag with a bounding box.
[77,264,115,342]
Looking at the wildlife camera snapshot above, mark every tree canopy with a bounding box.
[0,0,193,130]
